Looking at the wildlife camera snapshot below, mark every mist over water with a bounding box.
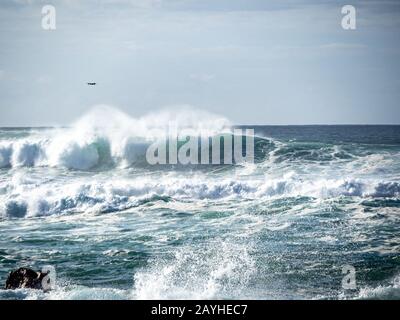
[0,107,399,300]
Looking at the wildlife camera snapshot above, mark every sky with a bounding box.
[0,0,400,126]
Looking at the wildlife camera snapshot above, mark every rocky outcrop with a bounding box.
[5,268,48,290]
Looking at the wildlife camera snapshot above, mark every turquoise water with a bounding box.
[0,122,399,300]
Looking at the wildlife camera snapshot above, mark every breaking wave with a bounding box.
[132,240,256,299]
[3,105,396,171]
[0,105,236,170]
[1,174,399,218]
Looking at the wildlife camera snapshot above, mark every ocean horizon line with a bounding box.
[1,124,400,129]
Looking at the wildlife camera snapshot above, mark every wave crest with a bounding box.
[0,105,238,170]
[2,175,399,219]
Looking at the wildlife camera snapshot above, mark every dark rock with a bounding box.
[5,268,49,290]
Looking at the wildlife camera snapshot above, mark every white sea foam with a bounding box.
[357,275,400,300]
[132,241,256,299]
[0,142,12,167]
[1,171,398,218]
[0,286,130,300]
[11,140,43,167]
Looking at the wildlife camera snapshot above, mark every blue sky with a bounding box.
[0,0,400,125]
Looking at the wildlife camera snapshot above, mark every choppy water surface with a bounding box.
[0,109,399,300]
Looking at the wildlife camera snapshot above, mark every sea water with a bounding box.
[0,107,399,300]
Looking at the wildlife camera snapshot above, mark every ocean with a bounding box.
[0,108,399,300]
